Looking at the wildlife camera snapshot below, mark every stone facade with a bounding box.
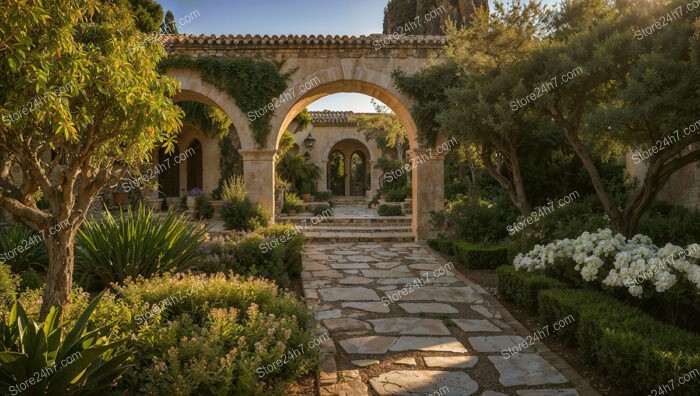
[293,111,384,197]
[626,149,700,210]
[161,34,448,238]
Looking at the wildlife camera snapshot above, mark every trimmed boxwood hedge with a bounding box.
[538,288,700,395]
[429,239,509,269]
[496,266,566,312]
[427,238,455,255]
[378,204,403,216]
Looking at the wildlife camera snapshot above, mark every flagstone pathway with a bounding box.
[301,242,598,396]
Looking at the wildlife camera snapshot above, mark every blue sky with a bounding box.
[159,0,559,112]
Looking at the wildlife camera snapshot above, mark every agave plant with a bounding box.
[0,223,48,273]
[0,295,131,395]
[75,205,207,290]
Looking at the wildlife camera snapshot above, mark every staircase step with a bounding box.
[304,225,412,232]
[277,216,411,225]
[303,231,415,243]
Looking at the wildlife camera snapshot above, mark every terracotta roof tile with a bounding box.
[159,34,446,47]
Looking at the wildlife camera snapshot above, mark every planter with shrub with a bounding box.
[378,204,403,216]
[313,204,333,217]
[219,177,270,230]
[314,190,332,202]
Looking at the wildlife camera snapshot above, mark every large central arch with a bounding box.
[162,34,447,238]
[271,76,444,238]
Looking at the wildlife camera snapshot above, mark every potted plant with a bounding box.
[283,192,301,216]
[368,198,379,209]
[299,180,314,203]
[112,186,128,206]
[315,190,332,202]
[186,188,203,211]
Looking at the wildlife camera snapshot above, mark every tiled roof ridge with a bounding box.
[308,110,378,125]
[160,33,447,46]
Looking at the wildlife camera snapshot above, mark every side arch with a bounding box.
[165,68,257,151]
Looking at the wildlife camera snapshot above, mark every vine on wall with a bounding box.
[162,56,292,147]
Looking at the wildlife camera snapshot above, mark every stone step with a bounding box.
[304,231,415,243]
[305,225,412,232]
[330,196,369,204]
[278,216,412,226]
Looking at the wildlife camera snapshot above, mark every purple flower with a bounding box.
[188,188,204,197]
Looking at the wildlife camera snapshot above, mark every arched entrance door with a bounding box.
[328,151,345,196]
[186,140,203,191]
[158,146,180,197]
[350,151,366,196]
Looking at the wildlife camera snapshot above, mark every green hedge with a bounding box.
[427,238,455,256]
[429,239,509,269]
[258,224,305,277]
[496,266,566,312]
[538,289,700,395]
[378,204,403,216]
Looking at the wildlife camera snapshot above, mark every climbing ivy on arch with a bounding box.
[161,56,293,147]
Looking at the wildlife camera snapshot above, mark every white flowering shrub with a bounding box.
[514,229,700,298]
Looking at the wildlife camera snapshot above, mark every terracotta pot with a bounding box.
[370,203,378,209]
[112,192,128,206]
[301,193,312,202]
[380,194,387,200]
[287,209,297,216]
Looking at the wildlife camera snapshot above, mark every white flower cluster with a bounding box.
[514,229,700,298]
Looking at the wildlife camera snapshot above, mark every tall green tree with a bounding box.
[437,0,553,216]
[0,0,182,318]
[354,100,409,160]
[123,0,164,33]
[162,9,178,34]
[522,0,700,235]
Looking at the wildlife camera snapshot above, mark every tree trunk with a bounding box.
[481,150,531,217]
[562,128,625,233]
[40,227,76,320]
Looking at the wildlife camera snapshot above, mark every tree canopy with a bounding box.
[395,0,700,234]
[0,0,182,317]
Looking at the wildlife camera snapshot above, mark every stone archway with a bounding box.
[162,34,447,238]
[325,139,371,197]
[166,68,273,211]
[273,78,445,239]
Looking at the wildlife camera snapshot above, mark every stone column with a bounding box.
[240,150,277,220]
[410,149,445,240]
[344,151,352,196]
[369,160,381,196]
[320,159,328,192]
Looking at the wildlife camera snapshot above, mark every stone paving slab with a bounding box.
[424,355,479,368]
[383,286,483,303]
[488,355,569,386]
[453,319,503,333]
[339,336,397,354]
[369,371,479,396]
[319,287,380,301]
[368,317,451,335]
[300,241,593,395]
[399,302,459,314]
[389,336,469,353]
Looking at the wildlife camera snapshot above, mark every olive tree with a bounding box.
[0,0,182,318]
